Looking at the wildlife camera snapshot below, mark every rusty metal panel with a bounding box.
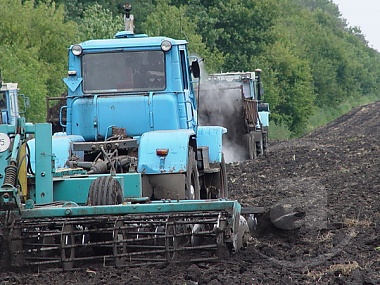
[243,98,258,127]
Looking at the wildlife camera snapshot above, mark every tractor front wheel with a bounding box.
[87,176,124,256]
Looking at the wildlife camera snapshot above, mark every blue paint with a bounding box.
[137,129,194,174]
[196,126,227,163]
[259,111,270,127]
[28,132,85,171]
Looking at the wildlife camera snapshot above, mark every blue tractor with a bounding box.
[0,5,254,270]
[200,71,269,161]
[0,80,29,126]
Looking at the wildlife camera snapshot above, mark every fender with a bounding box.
[196,126,227,163]
[137,129,195,174]
[28,132,85,172]
[258,111,270,127]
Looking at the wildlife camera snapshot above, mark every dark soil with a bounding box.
[1,101,379,284]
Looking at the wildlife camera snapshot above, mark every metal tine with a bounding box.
[13,211,226,270]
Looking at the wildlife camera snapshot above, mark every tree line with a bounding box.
[1,0,379,136]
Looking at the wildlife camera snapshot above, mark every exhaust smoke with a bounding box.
[198,80,249,163]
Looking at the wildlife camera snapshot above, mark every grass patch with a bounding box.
[268,95,380,141]
[307,261,360,280]
[305,95,380,134]
[268,121,292,140]
[328,261,360,276]
[343,218,372,228]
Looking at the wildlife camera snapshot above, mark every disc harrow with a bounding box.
[5,211,233,270]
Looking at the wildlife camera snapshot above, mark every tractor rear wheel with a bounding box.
[263,131,268,156]
[185,148,200,200]
[202,153,228,200]
[219,154,228,198]
[247,132,257,160]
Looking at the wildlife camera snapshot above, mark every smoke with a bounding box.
[197,78,249,163]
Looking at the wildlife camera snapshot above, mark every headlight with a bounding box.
[161,40,172,52]
[72,45,83,56]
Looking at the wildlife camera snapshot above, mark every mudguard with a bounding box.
[137,129,195,174]
[259,111,270,127]
[196,126,227,163]
[28,132,85,172]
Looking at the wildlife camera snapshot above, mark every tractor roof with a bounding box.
[1,83,18,91]
[77,35,187,50]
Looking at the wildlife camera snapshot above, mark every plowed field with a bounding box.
[1,101,379,285]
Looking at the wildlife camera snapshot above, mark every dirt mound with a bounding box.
[1,101,379,284]
[226,100,380,284]
[309,102,380,139]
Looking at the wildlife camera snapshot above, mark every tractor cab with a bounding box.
[0,82,28,125]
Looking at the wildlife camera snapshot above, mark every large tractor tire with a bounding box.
[256,136,264,156]
[218,154,228,198]
[201,153,228,200]
[247,132,257,160]
[262,131,268,157]
[185,148,200,200]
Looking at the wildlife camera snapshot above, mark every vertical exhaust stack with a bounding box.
[255,68,263,102]
[123,3,134,33]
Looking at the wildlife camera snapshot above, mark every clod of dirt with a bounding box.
[186,263,203,282]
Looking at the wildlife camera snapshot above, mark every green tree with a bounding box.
[0,0,77,122]
[77,4,124,41]
[3,0,380,134]
[205,0,279,72]
[262,41,315,134]
[140,0,225,72]
[30,0,123,22]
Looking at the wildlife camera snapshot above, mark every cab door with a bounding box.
[179,47,197,130]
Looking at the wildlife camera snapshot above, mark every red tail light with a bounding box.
[156,149,169,156]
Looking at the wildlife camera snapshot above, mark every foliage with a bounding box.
[140,0,225,72]
[260,41,315,135]
[1,0,380,135]
[29,0,123,22]
[268,121,292,141]
[0,0,77,122]
[76,4,124,41]
[205,0,279,72]
[306,92,380,134]
[265,0,380,135]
